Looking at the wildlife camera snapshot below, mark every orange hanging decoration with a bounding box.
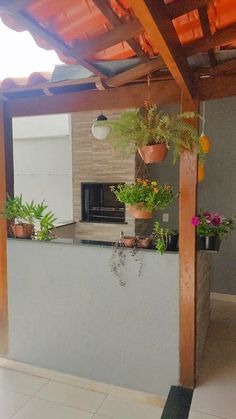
[200,134,211,154]
[198,163,205,182]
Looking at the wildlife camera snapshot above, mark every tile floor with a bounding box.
[189,299,236,419]
[0,365,164,419]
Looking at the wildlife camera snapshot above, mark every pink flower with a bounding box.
[211,213,223,226]
[192,216,200,226]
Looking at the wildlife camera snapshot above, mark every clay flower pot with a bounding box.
[10,223,34,239]
[136,237,152,249]
[138,143,168,164]
[122,236,136,247]
[128,205,154,219]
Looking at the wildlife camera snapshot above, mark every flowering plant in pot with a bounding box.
[111,179,176,219]
[192,211,235,251]
[153,221,179,254]
[106,104,203,164]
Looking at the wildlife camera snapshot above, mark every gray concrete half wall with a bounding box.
[6,239,179,396]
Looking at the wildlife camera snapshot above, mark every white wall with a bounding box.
[13,114,73,223]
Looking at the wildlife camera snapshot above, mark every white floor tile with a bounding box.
[0,388,29,419]
[92,415,111,419]
[192,369,236,419]
[11,397,93,419]
[36,380,107,413]
[188,410,225,419]
[97,395,163,419]
[0,367,48,395]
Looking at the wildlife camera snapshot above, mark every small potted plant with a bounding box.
[153,221,179,254]
[1,195,56,240]
[111,179,176,219]
[107,103,203,164]
[192,211,235,251]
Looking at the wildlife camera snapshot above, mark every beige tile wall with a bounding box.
[71,110,136,241]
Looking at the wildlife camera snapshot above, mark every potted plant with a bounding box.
[111,179,176,219]
[153,221,179,254]
[192,211,235,251]
[1,195,56,240]
[106,104,203,164]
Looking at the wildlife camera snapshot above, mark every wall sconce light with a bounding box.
[91,114,110,140]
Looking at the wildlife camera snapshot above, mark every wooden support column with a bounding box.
[4,111,14,198]
[179,93,199,388]
[0,100,8,353]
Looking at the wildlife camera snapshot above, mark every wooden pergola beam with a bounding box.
[106,57,165,87]
[72,18,144,59]
[0,100,8,354]
[195,58,236,76]
[179,94,199,388]
[165,0,209,20]
[184,22,236,57]
[198,6,217,66]
[130,0,194,99]
[93,0,148,61]
[198,73,236,100]
[6,80,180,118]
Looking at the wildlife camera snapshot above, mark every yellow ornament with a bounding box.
[198,163,205,182]
[200,134,211,154]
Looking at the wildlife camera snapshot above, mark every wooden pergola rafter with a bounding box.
[129,0,194,99]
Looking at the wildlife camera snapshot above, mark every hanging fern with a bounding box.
[105,105,204,163]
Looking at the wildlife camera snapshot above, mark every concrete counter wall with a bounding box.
[6,239,179,396]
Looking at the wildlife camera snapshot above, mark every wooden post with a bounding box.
[179,93,199,388]
[0,100,8,353]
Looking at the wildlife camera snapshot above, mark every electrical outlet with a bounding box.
[163,213,169,222]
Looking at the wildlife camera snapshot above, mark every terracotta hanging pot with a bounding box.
[138,143,168,164]
[10,223,34,239]
[128,205,154,219]
[200,134,211,153]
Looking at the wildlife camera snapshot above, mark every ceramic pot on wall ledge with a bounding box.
[10,223,34,239]
[197,234,221,251]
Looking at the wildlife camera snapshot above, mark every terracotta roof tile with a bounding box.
[0,0,236,65]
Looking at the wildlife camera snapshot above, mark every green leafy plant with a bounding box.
[106,104,203,163]
[153,221,178,254]
[111,179,176,212]
[1,194,24,222]
[192,211,235,238]
[34,210,57,241]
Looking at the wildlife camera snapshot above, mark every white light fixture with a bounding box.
[91,114,110,140]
